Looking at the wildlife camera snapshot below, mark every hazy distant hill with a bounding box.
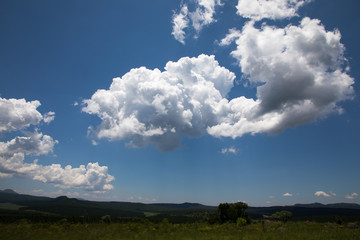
[294,202,360,210]
[247,204,360,221]
[1,189,360,222]
[0,189,216,218]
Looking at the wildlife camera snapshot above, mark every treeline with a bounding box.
[0,202,251,225]
[0,214,217,224]
[1,201,359,224]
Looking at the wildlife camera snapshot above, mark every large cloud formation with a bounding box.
[0,97,114,192]
[213,18,354,137]
[85,16,354,151]
[236,0,311,21]
[83,55,235,151]
[172,0,222,44]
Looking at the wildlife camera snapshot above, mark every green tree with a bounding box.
[217,202,251,224]
[270,211,292,223]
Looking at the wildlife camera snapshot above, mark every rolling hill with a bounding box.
[0,189,216,218]
[1,189,360,223]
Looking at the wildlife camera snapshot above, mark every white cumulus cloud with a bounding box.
[0,97,114,192]
[83,54,235,151]
[0,130,58,157]
[172,0,222,44]
[85,17,354,151]
[236,0,311,21]
[85,17,355,152]
[283,193,293,197]
[314,191,331,197]
[345,193,359,200]
[0,98,43,133]
[212,18,354,138]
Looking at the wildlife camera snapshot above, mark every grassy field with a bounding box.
[0,220,359,240]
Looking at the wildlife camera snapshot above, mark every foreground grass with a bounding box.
[0,221,359,240]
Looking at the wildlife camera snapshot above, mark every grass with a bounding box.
[0,221,359,240]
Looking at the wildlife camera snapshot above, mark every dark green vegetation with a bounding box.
[217,202,251,224]
[0,189,216,223]
[269,210,293,223]
[0,220,359,240]
[1,189,360,223]
[1,190,360,239]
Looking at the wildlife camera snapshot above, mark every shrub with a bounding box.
[101,215,111,224]
[236,217,247,227]
[270,211,292,223]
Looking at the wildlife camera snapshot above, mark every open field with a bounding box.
[0,221,359,240]
[1,191,360,239]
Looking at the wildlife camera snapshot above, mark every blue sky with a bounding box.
[0,0,359,206]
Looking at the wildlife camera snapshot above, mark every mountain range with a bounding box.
[1,189,360,222]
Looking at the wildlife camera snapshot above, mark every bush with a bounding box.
[236,217,247,227]
[101,215,111,224]
[270,211,292,223]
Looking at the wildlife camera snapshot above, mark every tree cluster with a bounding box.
[270,211,292,223]
[217,202,251,224]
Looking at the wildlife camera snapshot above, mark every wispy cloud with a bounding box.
[43,111,55,124]
[172,0,223,44]
[283,193,293,197]
[173,0,311,43]
[32,189,44,194]
[65,191,80,197]
[50,190,64,196]
[0,173,12,178]
[221,147,239,155]
[130,196,158,203]
[172,4,189,44]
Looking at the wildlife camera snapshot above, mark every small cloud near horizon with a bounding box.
[314,191,332,198]
[32,189,44,193]
[345,193,359,200]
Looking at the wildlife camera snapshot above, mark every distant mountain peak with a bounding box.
[1,189,18,194]
[55,196,69,200]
